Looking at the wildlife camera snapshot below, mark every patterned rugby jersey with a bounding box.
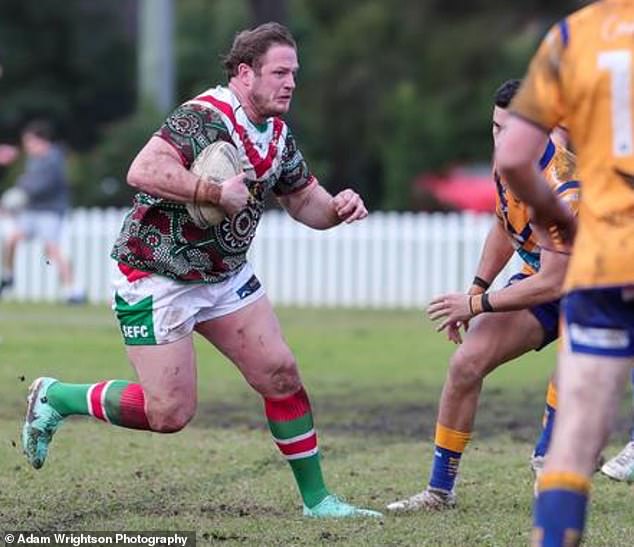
[495,139,580,275]
[511,1,634,290]
[111,86,314,283]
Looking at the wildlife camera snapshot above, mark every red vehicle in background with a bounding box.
[414,165,496,213]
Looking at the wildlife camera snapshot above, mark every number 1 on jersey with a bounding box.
[598,50,633,157]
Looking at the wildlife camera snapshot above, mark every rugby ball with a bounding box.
[186,141,242,228]
[1,187,28,212]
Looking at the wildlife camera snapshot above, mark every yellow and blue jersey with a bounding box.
[495,140,580,275]
[511,0,634,291]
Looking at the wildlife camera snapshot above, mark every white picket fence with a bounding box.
[0,209,522,308]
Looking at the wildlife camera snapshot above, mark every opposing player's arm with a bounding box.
[277,179,368,229]
[442,222,515,344]
[484,246,568,311]
[496,120,568,226]
[472,221,514,289]
[428,245,568,332]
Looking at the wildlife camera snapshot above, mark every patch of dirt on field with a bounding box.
[193,382,634,442]
[201,531,249,543]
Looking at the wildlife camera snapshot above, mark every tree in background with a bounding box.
[0,0,136,149]
[288,0,582,210]
[0,0,584,209]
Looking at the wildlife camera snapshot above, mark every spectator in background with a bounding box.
[0,120,85,303]
[0,51,18,167]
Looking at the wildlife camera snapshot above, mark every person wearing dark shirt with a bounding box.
[0,120,84,303]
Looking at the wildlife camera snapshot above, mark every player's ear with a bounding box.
[237,63,255,87]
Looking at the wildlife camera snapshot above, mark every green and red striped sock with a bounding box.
[47,380,150,430]
[265,387,329,508]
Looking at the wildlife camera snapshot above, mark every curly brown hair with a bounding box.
[222,22,296,79]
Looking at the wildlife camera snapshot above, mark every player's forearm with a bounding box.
[482,250,566,312]
[280,182,340,229]
[473,222,514,286]
[128,154,197,203]
[499,162,560,216]
[486,275,561,312]
[496,117,556,213]
[127,137,221,204]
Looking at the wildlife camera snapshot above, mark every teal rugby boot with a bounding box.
[303,494,383,518]
[22,377,64,469]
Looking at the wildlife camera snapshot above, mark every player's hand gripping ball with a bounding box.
[186,141,242,228]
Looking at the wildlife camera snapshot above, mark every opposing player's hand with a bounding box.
[218,173,249,216]
[332,189,368,223]
[0,144,18,166]
[446,321,464,344]
[427,293,473,333]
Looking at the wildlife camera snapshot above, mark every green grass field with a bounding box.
[1,303,633,546]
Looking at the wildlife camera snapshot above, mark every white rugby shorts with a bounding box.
[112,263,265,345]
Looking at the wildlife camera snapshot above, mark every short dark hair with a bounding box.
[222,22,296,79]
[22,119,54,141]
[494,79,522,109]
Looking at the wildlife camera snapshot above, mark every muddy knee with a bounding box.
[247,351,301,397]
[146,397,196,433]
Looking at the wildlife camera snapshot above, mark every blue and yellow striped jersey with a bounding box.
[495,139,580,275]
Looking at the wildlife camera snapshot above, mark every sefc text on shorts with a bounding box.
[112,262,265,346]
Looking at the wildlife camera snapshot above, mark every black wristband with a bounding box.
[481,292,494,312]
[472,276,490,290]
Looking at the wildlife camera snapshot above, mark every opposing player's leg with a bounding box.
[196,293,381,518]
[387,309,544,512]
[600,368,634,482]
[533,351,631,546]
[530,377,557,475]
[533,288,634,546]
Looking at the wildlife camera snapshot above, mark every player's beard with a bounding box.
[252,88,289,117]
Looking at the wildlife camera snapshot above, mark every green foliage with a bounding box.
[175,0,250,100]
[70,105,164,207]
[286,0,559,210]
[0,0,587,208]
[0,0,135,148]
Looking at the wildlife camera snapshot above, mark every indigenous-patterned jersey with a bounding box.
[495,139,580,275]
[111,86,314,283]
[511,0,634,290]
